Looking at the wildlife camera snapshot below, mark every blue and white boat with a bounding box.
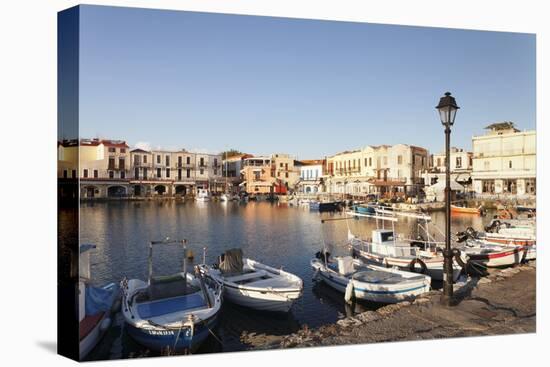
[121,239,223,353]
[311,252,431,304]
[351,204,376,215]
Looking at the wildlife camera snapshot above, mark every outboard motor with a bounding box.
[456,232,469,243]
[465,226,477,238]
[484,219,501,233]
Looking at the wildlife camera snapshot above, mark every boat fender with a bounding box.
[100,318,111,332]
[344,281,354,304]
[408,258,428,274]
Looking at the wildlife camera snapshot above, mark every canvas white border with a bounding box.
[0,0,547,366]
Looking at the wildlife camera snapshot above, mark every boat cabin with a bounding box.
[371,229,412,257]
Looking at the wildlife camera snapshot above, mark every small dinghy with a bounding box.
[79,244,120,360]
[121,239,222,353]
[311,252,431,304]
[199,248,303,312]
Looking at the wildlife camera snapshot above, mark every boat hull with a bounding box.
[451,205,480,215]
[312,261,430,304]
[223,283,300,312]
[79,282,119,360]
[126,313,218,353]
[353,249,462,282]
[80,312,110,360]
[466,247,525,268]
[201,259,303,313]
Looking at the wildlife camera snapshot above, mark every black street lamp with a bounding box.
[436,92,460,306]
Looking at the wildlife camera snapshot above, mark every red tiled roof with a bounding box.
[79,139,129,148]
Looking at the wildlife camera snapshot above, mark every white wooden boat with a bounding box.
[196,189,211,202]
[349,229,463,282]
[121,239,223,353]
[199,249,303,312]
[220,193,230,202]
[460,242,526,268]
[311,254,431,304]
[457,225,536,261]
[79,244,120,360]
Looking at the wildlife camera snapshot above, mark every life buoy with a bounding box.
[408,258,428,274]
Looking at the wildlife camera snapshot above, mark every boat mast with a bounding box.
[225,151,228,193]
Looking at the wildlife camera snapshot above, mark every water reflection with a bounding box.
[79,200,494,360]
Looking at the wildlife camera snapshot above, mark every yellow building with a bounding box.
[79,139,130,198]
[326,144,429,197]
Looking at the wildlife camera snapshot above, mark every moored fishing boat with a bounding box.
[311,252,431,304]
[456,225,536,261]
[351,204,376,215]
[196,189,211,202]
[121,239,223,353]
[199,249,303,312]
[349,229,463,282]
[79,244,120,360]
[461,243,526,268]
[309,201,340,212]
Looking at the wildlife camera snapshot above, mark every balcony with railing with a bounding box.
[473,148,533,158]
[175,162,195,168]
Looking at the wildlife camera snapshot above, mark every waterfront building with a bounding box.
[78,138,130,198]
[326,149,365,195]
[222,153,253,193]
[172,150,197,196]
[471,122,536,197]
[272,153,300,194]
[326,144,429,198]
[240,156,275,194]
[422,147,473,192]
[195,153,223,193]
[58,139,79,179]
[129,149,222,197]
[296,159,326,194]
[58,139,79,199]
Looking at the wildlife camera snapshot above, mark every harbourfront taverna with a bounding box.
[57,122,536,201]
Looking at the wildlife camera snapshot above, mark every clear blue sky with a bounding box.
[78,5,535,158]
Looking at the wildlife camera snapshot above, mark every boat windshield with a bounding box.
[381,232,394,242]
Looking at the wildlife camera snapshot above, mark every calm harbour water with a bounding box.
[77,200,493,360]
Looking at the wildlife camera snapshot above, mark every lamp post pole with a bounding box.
[436,92,460,307]
[442,122,454,305]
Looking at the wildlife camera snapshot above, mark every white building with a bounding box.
[296,159,326,194]
[471,122,536,196]
[422,147,473,189]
